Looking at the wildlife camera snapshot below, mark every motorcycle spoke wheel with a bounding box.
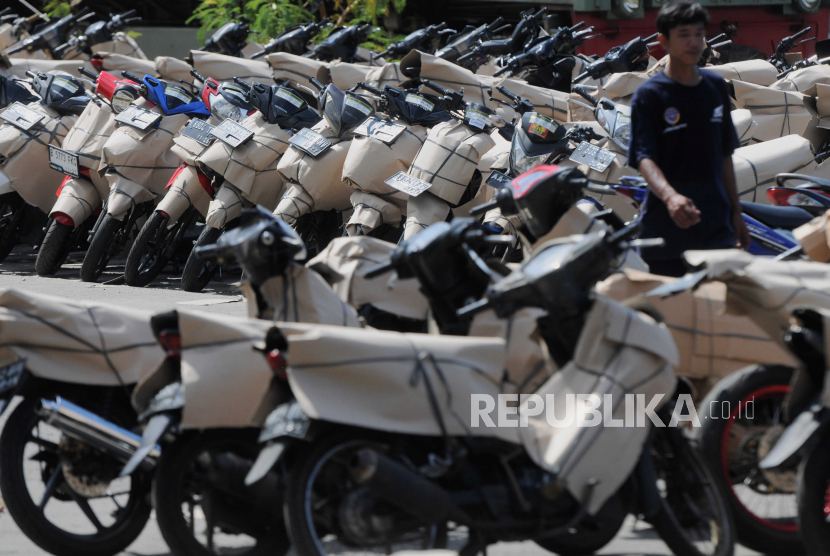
[284,432,450,556]
[0,398,151,556]
[125,212,177,287]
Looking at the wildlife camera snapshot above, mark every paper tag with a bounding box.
[115,105,162,130]
[569,142,617,173]
[527,113,559,138]
[0,102,45,131]
[181,118,215,146]
[48,145,79,178]
[276,88,303,108]
[353,117,406,144]
[405,93,434,112]
[384,171,432,197]
[466,108,491,130]
[210,118,255,148]
[288,127,332,157]
[345,95,373,116]
[485,169,511,189]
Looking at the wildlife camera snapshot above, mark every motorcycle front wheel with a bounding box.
[181,225,222,292]
[124,211,182,287]
[80,214,126,283]
[0,398,152,556]
[36,218,84,276]
[0,192,24,262]
[152,429,290,556]
[796,427,830,556]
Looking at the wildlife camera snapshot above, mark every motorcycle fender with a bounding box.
[107,179,155,220]
[50,178,101,227]
[759,406,830,469]
[120,411,177,477]
[157,165,212,221]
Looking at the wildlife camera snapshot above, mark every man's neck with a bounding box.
[664,57,701,86]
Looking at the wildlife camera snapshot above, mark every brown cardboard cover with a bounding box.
[399,50,495,106]
[206,183,247,228]
[732,80,812,142]
[489,77,569,122]
[267,52,330,90]
[345,191,403,235]
[707,60,779,86]
[61,101,116,195]
[0,288,165,386]
[732,134,817,203]
[191,50,274,84]
[154,56,193,82]
[7,59,96,79]
[794,210,830,262]
[407,120,496,205]
[731,108,757,145]
[403,190,451,239]
[95,53,156,76]
[49,177,100,224]
[93,33,148,59]
[771,64,830,93]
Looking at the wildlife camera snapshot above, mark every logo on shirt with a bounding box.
[711,104,723,123]
[664,107,681,125]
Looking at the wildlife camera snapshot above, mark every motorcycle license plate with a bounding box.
[48,146,79,178]
[181,119,215,146]
[569,142,617,173]
[353,117,406,145]
[288,127,331,157]
[115,106,162,130]
[384,171,432,197]
[485,170,511,189]
[0,102,45,131]
[210,119,255,148]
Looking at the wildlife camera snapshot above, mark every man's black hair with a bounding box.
[656,2,709,37]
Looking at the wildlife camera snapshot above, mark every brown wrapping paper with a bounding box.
[61,100,116,196]
[489,77,570,122]
[0,102,75,213]
[707,60,779,86]
[156,164,212,220]
[197,113,292,195]
[307,236,429,320]
[7,59,97,79]
[275,119,354,218]
[771,64,830,94]
[95,53,156,78]
[730,108,757,146]
[403,190,451,239]
[399,50,495,106]
[596,269,796,380]
[813,83,830,129]
[732,134,817,203]
[50,177,100,224]
[732,80,813,142]
[342,121,426,207]
[345,190,403,235]
[190,50,274,84]
[267,52,330,90]
[94,33,147,59]
[205,183,248,228]
[154,56,193,82]
[0,288,165,386]
[407,119,496,205]
[794,210,830,262]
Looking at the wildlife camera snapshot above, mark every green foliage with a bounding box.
[186,0,313,44]
[44,0,72,18]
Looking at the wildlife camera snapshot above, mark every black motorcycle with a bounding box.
[251,19,331,60]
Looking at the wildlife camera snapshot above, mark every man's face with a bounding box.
[659,23,706,65]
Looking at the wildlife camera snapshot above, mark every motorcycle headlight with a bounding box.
[509,138,550,175]
[612,112,631,150]
[210,95,247,122]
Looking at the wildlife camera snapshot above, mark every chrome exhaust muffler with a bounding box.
[38,397,160,470]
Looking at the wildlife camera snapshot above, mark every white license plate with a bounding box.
[181,118,215,146]
[0,102,45,131]
[48,146,79,178]
[353,117,406,145]
[569,142,617,173]
[288,127,331,157]
[210,119,255,148]
[115,106,162,130]
[384,171,432,197]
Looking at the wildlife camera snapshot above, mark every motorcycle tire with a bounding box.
[695,364,801,554]
[533,490,626,555]
[36,219,75,276]
[124,212,172,287]
[0,193,24,263]
[153,430,290,556]
[284,430,448,556]
[80,214,124,283]
[796,427,830,556]
[0,398,152,556]
[181,225,222,292]
[650,426,735,556]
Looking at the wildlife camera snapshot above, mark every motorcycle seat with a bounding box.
[740,201,813,230]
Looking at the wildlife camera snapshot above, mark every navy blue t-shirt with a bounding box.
[627,69,740,260]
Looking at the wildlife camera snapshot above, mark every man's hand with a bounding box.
[733,211,751,250]
[665,193,701,228]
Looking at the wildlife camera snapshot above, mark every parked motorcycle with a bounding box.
[433,17,509,67]
[79,71,209,282]
[375,22,455,60]
[767,26,814,73]
[199,20,252,58]
[122,69,255,287]
[180,77,322,292]
[5,7,96,59]
[251,19,331,60]
[51,10,144,60]
[573,33,659,83]
[457,8,550,73]
[307,24,375,63]
[35,67,140,276]
[0,70,90,262]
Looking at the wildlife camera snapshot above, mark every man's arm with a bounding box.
[638,158,701,228]
[722,156,751,250]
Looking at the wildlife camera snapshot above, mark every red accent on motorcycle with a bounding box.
[201,79,220,109]
[80,166,91,178]
[158,330,181,357]
[197,170,213,196]
[266,350,288,380]
[165,163,189,189]
[90,58,104,72]
[56,175,71,197]
[158,211,169,219]
[766,188,799,206]
[510,164,561,199]
[52,212,75,227]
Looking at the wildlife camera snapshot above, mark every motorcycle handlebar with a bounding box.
[233,77,252,90]
[644,32,659,42]
[356,81,383,96]
[573,86,599,107]
[364,260,394,278]
[421,79,448,96]
[120,17,142,27]
[533,7,548,19]
[119,9,138,19]
[493,64,511,77]
[469,198,499,216]
[491,24,512,35]
[308,76,325,91]
[78,66,99,80]
[190,68,207,83]
[121,70,142,83]
[496,85,519,102]
[457,48,478,62]
[790,27,812,41]
[570,21,587,32]
[487,17,506,31]
[5,43,26,55]
[573,70,589,83]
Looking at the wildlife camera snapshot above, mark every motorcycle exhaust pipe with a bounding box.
[350,448,472,526]
[38,397,160,470]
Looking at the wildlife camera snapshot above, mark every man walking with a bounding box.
[628,1,751,277]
